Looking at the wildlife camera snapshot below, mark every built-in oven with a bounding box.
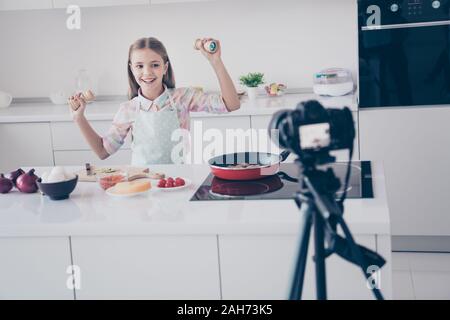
[358,0,450,108]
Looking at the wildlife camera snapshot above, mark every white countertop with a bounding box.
[0,93,357,123]
[0,162,389,237]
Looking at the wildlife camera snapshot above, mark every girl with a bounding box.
[69,37,240,165]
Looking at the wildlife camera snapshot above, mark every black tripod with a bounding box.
[289,159,386,300]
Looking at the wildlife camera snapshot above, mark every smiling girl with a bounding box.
[70,37,240,165]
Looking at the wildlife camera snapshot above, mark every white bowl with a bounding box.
[49,92,69,105]
[0,91,12,108]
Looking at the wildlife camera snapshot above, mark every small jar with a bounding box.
[194,38,218,53]
[75,69,91,93]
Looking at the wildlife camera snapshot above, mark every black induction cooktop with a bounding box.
[190,161,373,201]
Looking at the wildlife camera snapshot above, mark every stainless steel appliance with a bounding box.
[358,0,450,108]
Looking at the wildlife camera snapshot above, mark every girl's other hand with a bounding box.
[69,93,87,122]
[199,38,222,65]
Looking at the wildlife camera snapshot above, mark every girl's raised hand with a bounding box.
[68,93,87,121]
[198,38,222,64]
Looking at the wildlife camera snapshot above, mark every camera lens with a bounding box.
[268,109,291,149]
[268,100,355,163]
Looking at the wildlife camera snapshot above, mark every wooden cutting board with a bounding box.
[74,165,165,182]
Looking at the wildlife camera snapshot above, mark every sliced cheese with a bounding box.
[113,180,151,194]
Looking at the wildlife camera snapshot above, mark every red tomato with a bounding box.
[166,181,175,188]
[167,177,174,182]
[175,178,185,186]
[157,179,166,188]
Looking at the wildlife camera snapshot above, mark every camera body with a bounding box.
[269,100,355,166]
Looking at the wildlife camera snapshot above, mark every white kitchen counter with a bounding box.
[0,93,357,123]
[0,162,389,238]
[0,162,392,300]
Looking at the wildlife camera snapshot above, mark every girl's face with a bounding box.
[130,48,168,94]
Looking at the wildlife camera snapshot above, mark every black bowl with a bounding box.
[37,175,78,200]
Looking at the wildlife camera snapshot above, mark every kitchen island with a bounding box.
[0,162,391,300]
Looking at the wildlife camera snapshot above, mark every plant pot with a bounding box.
[246,87,258,101]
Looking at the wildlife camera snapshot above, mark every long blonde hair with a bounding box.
[127,37,175,99]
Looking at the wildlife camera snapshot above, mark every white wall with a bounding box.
[0,0,357,98]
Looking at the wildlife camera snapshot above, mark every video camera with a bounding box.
[268,100,355,166]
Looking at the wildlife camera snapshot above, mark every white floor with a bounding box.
[392,252,450,299]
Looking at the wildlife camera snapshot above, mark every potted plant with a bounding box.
[239,72,265,101]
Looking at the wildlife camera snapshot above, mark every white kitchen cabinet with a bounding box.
[53,149,131,166]
[51,121,131,151]
[218,234,386,300]
[52,0,149,8]
[51,121,132,165]
[359,108,450,237]
[70,235,220,299]
[0,237,74,299]
[189,115,251,163]
[250,113,360,162]
[0,122,54,173]
[0,0,52,10]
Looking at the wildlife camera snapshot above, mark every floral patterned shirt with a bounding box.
[102,87,229,155]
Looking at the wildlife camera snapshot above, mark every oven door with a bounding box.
[359,18,450,108]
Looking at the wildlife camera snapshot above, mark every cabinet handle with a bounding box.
[361,20,450,31]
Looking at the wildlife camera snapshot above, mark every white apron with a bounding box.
[131,94,182,165]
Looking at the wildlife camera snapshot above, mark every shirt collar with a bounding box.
[137,85,170,111]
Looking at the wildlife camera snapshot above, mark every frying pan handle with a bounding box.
[277,171,299,183]
[279,150,291,162]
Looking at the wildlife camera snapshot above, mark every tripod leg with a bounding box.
[336,215,384,300]
[289,196,313,300]
[313,210,327,300]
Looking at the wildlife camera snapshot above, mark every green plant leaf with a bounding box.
[239,72,265,87]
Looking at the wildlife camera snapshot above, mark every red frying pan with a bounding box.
[208,150,291,181]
